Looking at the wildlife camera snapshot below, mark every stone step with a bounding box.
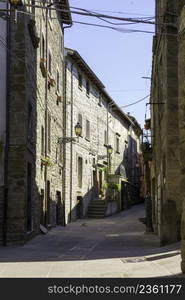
[87,214,105,218]
[87,215,105,219]
[87,211,105,216]
[88,207,105,211]
[87,198,107,219]
[90,202,105,206]
[90,201,106,205]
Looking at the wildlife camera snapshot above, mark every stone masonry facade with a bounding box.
[0,1,141,245]
[0,1,71,244]
[64,48,142,222]
[150,0,185,273]
[178,0,185,274]
[150,0,180,245]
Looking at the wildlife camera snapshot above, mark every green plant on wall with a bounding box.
[102,182,121,201]
[97,165,108,172]
[103,182,121,192]
[41,156,53,167]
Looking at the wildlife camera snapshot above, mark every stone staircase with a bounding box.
[87,198,107,218]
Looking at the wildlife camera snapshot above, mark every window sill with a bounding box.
[86,93,90,98]
[116,151,120,154]
[85,137,90,142]
[98,102,102,107]
[78,85,83,91]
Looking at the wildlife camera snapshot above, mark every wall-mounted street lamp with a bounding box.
[107,145,113,155]
[58,122,82,144]
[74,122,82,137]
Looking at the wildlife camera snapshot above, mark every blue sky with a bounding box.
[65,0,155,127]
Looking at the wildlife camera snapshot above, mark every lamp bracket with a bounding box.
[58,137,77,144]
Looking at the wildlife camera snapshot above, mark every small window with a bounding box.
[116,136,120,153]
[78,72,82,88]
[41,34,45,59]
[48,0,52,19]
[59,144,62,164]
[104,130,108,145]
[56,70,60,92]
[86,80,90,95]
[61,34,63,52]
[78,157,83,188]
[98,93,102,106]
[48,51,52,75]
[86,120,90,140]
[48,114,51,153]
[41,126,44,156]
[78,113,83,135]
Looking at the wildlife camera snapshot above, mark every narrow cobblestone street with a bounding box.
[0,204,182,278]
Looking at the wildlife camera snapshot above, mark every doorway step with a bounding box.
[87,198,107,218]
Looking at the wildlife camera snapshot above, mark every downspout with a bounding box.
[69,62,74,221]
[106,103,109,175]
[62,32,66,226]
[107,101,114,176]
[3,2,10,246]
[44,6,48,226]
[62,24,73,225]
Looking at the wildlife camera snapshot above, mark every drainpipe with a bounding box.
[44,6,49,226]
[106,101,114,177]
[62,36,66,226]
[69,63,74,221]
[62,26,73,225]
[3,2,10,246]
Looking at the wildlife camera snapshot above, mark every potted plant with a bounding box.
[41,156,53,167]
[48,77,55,88]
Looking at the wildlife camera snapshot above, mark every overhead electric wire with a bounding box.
[120,95,150,108]
[66,20,155,34]
[69,6,155,26]
[25,3,176,28]
[34,1,155,17]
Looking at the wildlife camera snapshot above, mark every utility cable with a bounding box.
[120,95,150,108]
[25,4,177,28]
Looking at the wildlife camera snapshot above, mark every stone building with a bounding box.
[0,0,71,244]
[64,48,142,221]
[150,0,180,246]
[178,0,185,274]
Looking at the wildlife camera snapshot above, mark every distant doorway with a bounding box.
[121,182,128,210]
[56,191,65,225]
[27,163,32,232]
[46,180,51,226]
[40,189,45,225]
[76,196,83,219]
[93,170,98,197]
[99,170,103,192]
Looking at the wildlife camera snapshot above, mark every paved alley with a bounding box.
[0,204,183,278]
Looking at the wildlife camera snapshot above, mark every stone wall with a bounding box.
[64,51,141,222]
[178,3,185,274]
[0,2,65,244]
[151,0,180,245]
